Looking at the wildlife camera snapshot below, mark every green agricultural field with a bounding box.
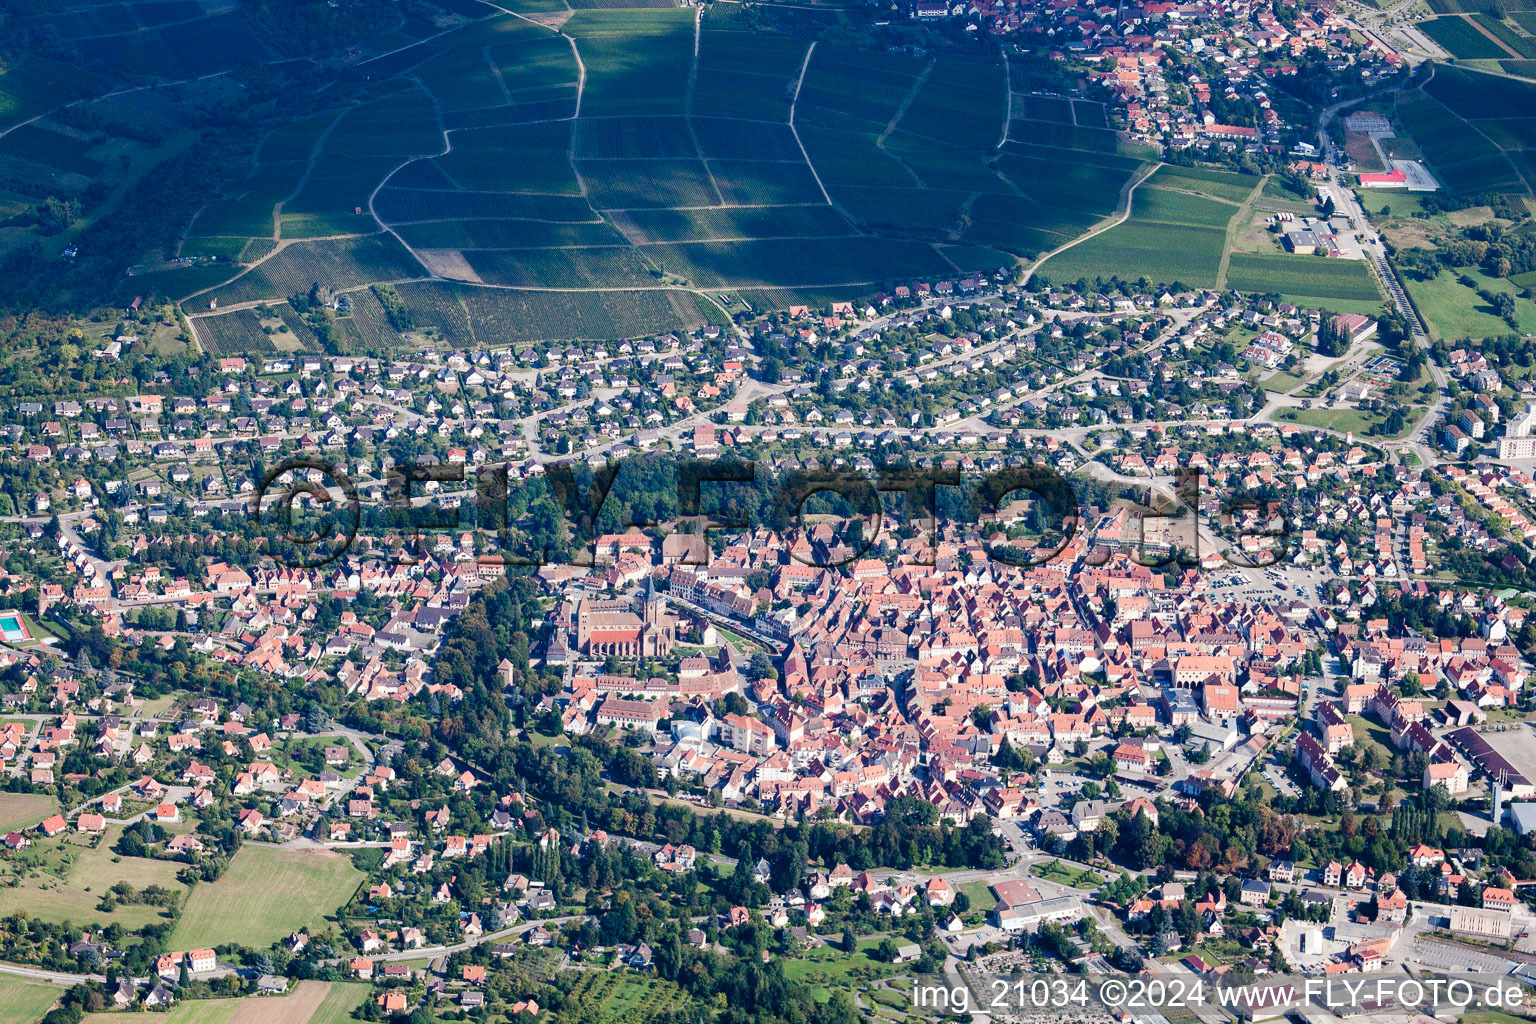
[564,9,696,117]
[1132,186,1240,229]
[194,309,279,354]
[834,186,971,238]
[1225,253,1382,302]
[1147,165,1260,203]
[799,130,917,188]
[462,247,659,288]
[1431,0,1536,12]
[1031,860,1105,888]
[1041,221,1227,288]
[0,976,60,1024]
[199,235,423,306]
[1017,94,1073,124]
[169,846,365,951]
[707,160,826,206]
[189,167,303,239]
[1425,62,1536,119]
[0,55,102,130]
[1421,15,1510,58]
[1395,90,1521,193]
[956,881,996,908]
[1473,14,1536,56]
[609,205,854,243]
[1010,119,1118,152]
[998,151,1132,215]
[968,191,1100,243]
[83,999,240,1024]
[939,244,1017,273]
[578,159,720,209]
[105,5,1156,339]
[0,791,59,833]
[395,218,629,249]
[307,982,373,1024]
[642,237,951,288]
[391,282,722,345]
[894,57,1007,151]
[1074,100,1109,128]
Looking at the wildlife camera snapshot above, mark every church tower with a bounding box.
[642,575,665,629]
[575,596,592,652]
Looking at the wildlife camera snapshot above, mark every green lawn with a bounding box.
[781,948,899,983]
[1276,405,1416,439]
[956,880,996,908]
[0,791,58,833]
[170,846,365,951]
[1263,368,1312,394]
[1031,860,1104,889]
[0,976,60,1024]
[1404,266,1536,341]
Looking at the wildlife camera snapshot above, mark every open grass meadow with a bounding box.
[0,825,191,930]
[0,976,60,1024]
[1404,265,1536,339]
[169,846,364,951]
[0,791,59,833]
[1277,405,1414,439]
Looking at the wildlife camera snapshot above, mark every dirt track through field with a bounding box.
[228,980,331,1024]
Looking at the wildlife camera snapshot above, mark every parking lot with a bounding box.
[1411,938,1514,975]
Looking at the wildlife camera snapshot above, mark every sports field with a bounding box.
[169,847,364,951]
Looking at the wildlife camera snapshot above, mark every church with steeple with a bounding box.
[574,576,677,659]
